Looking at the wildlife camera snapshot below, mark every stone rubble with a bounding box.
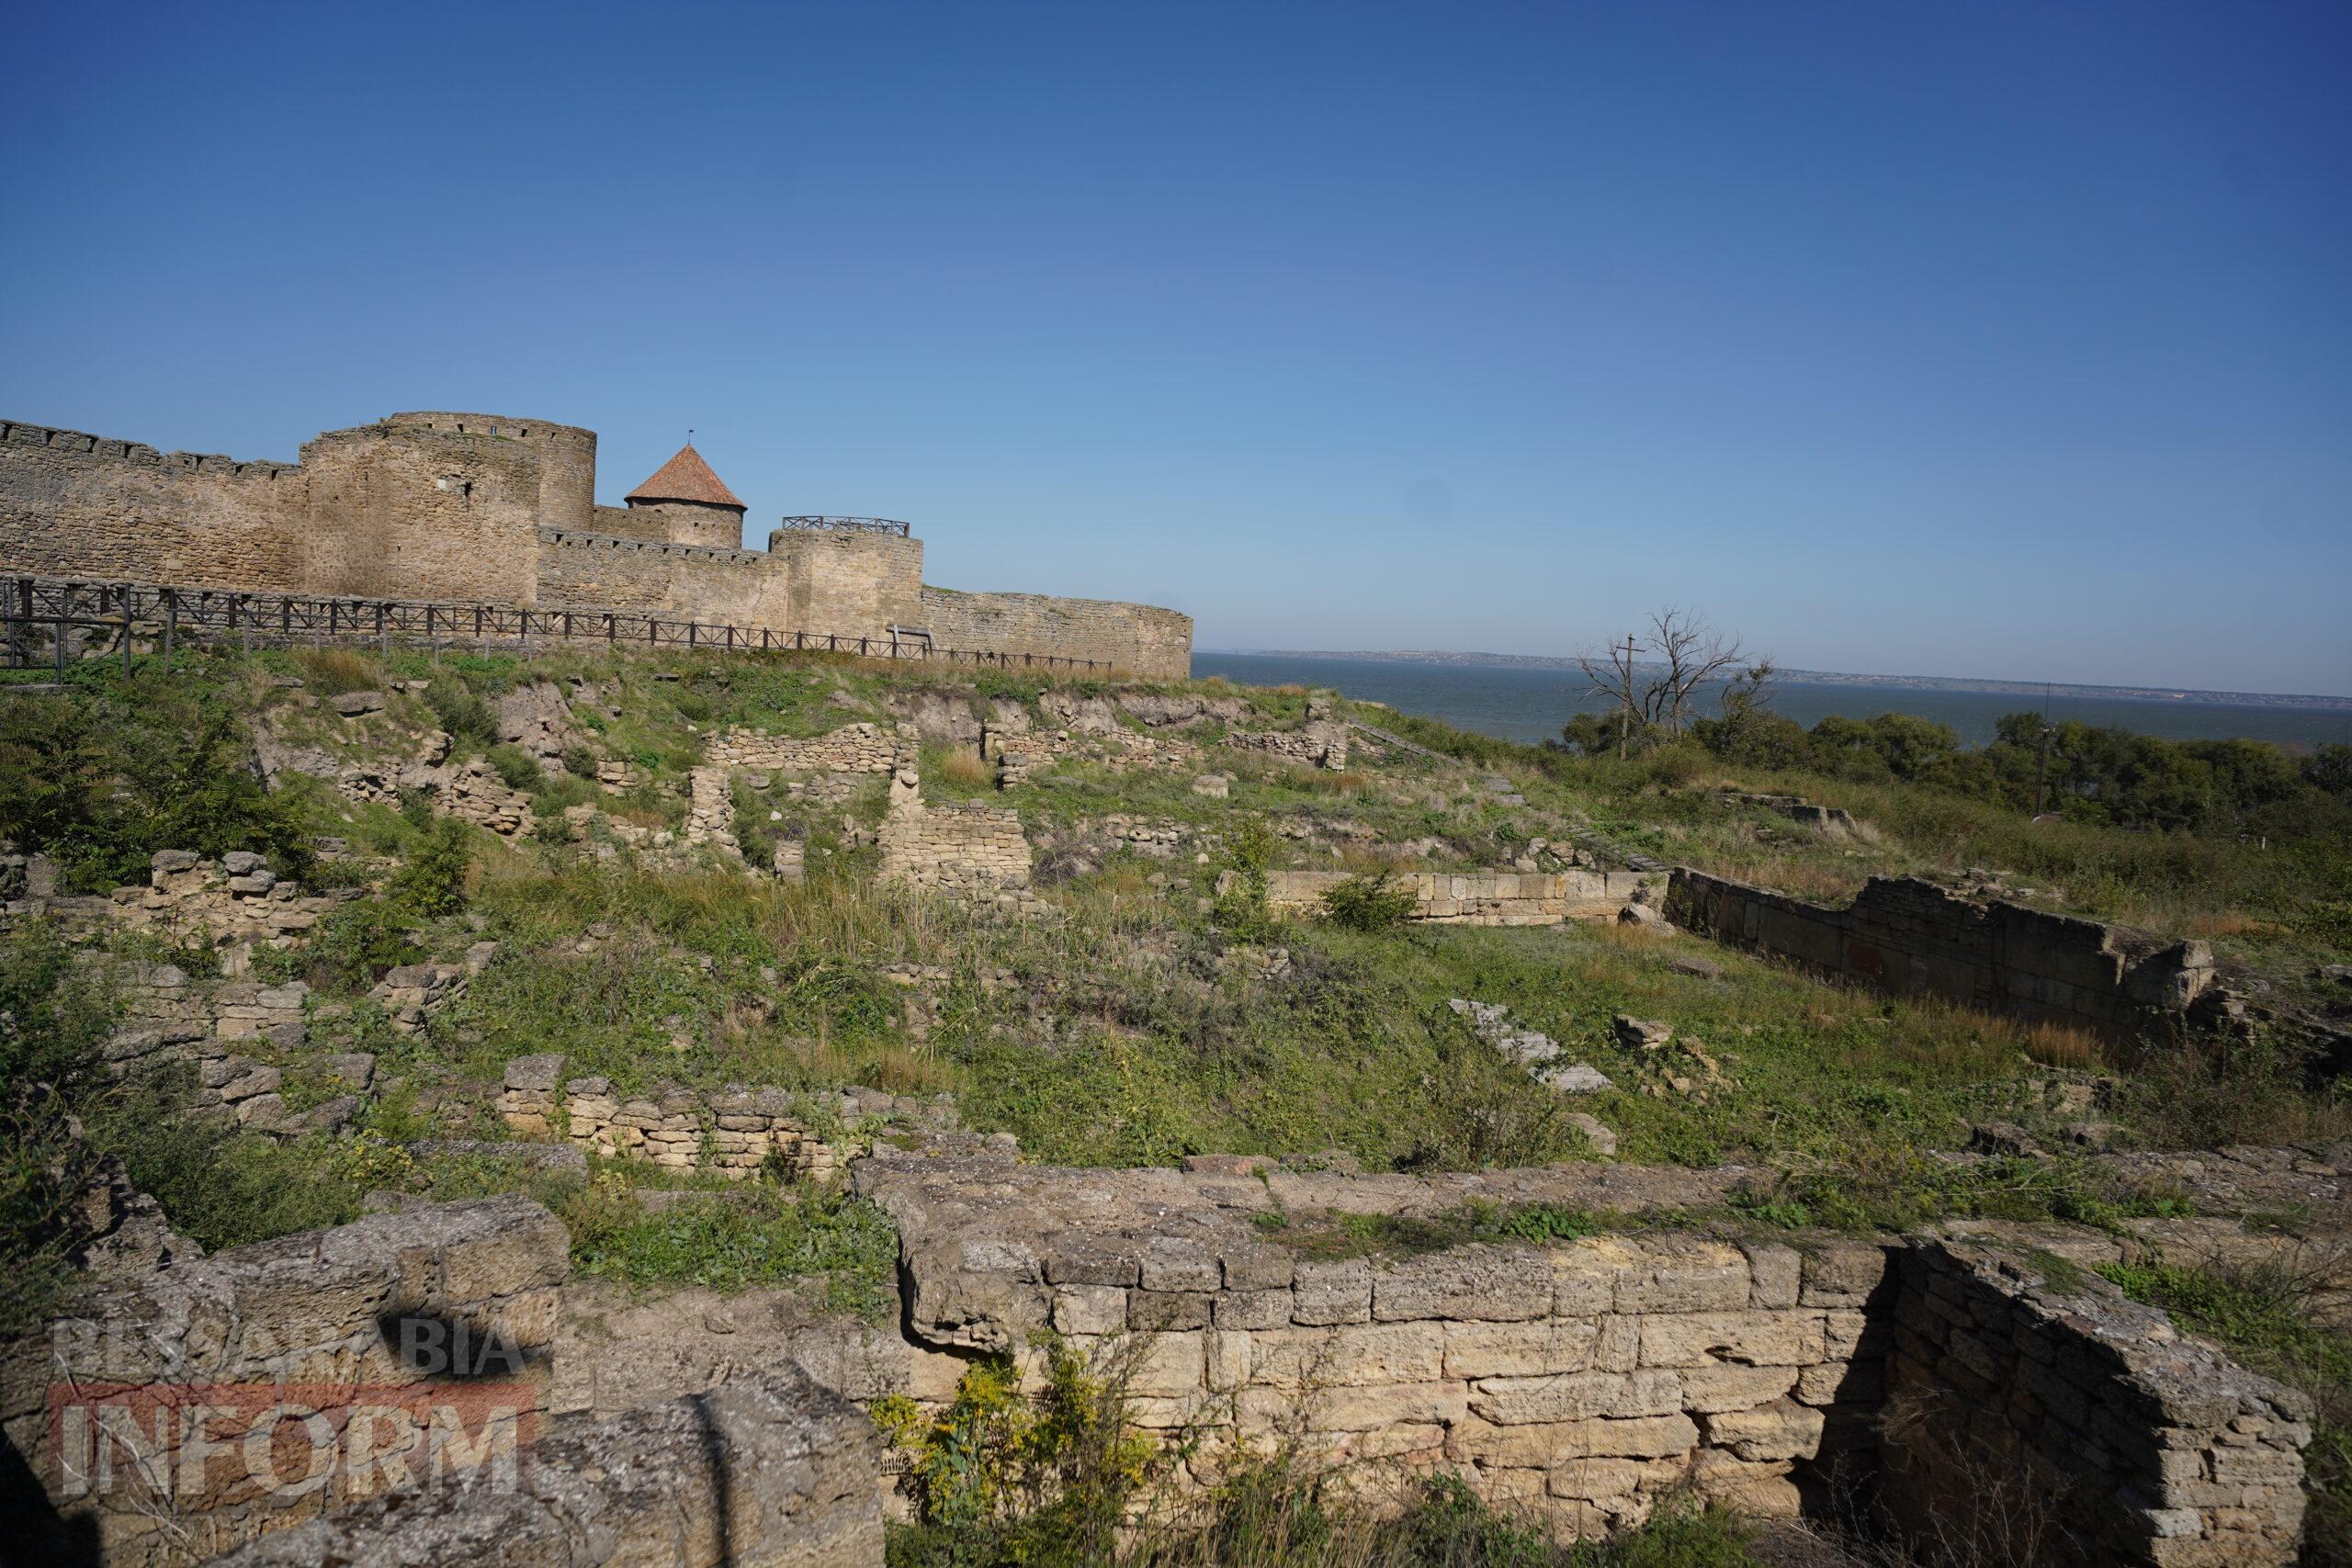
[1451,999,1614,1096]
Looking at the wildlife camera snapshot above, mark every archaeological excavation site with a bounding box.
[1,554,2346,1568]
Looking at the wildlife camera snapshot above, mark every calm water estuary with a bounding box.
[1193,653,2352,751]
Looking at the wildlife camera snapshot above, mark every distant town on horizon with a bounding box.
[1215,649,2352,712]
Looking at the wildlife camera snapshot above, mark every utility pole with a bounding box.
[2031,682,2054,818]
[1617,634,1638,759]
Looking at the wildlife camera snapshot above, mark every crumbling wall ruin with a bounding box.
[1884,1237,2311,1567]
[707,721,903,774]
[496,1055,858,1181]
[854,1153,2315,1565]
[2,1198,569,1568]
[1665,870,2219,1046]
[200,1366,884,1568]
[1252,867,1652,926]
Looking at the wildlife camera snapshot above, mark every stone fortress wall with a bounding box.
[0,411,1190,677]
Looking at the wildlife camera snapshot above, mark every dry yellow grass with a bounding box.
[934,748,995,788]
[289,646,384,695]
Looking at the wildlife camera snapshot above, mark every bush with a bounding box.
[0,683,311,891]
[424,676,499,750]
[302,901,423,993]
[389,817,474,919]
[488,744,544,793]
[1321,868,1416,932]
[1212,818,1281,939]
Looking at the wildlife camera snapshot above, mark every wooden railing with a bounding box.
[0,577,1111,677]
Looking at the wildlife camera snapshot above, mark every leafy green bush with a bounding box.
[1321,868,1416,932]
[488,744,544,792]
[424,676,499,750]
[0,683,311,890]
[1212,817,1280,940]
[389,817,474,918]
[302,901,423,993]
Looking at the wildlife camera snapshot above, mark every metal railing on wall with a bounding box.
[0,577,1111,678]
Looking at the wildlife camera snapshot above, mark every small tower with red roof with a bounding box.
[625,443,747,550]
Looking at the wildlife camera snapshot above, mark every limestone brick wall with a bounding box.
[708,721,903,773]
[1250,868,1649,926]
[856,1155,2318,1561]
[858,1155,1885,1529]
[1665,871,2218,1045]
[2,1198,568,1568]
[917,585,1192,678]
[97,960,313,1130]
[1885,1237,2309,1567]
[1227,722,1350,770]
[497,1055,852,1180]
[536,528,798,628]
[634,498,743,550]
[300,422,551,604]
[28,850,345,952]
[774,530,927,635]
[587,502,667,541]
[378,412,594,534]
[877,796,1034,893]
[0,420,308,588]
[199,1366,884,1568]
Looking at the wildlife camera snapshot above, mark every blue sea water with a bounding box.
[1192,653,2352,751]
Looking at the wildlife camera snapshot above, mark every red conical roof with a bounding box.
[626,444,745,510]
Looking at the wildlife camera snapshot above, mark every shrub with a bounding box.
[488,744,544,792]
[1321,868,1417,932]
[389,817,474,919]
[424,676,499,750]
[302,901,423,993]
[0,683,311,890]
[1212,817,1280,940]
[560,744,599,780]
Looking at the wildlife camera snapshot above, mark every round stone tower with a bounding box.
[625,444,747,549]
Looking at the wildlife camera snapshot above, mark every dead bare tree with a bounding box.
[1647,607,1749,735]
[1574,609,1757,751]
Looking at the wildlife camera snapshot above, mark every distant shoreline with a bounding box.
[1209,650,2352,713]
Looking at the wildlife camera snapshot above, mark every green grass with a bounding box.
[559,1176,899,1315]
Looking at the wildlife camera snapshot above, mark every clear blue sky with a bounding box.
[4,2,2346,694]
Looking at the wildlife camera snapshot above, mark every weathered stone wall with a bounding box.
[497,1055,854,1181]
[0,420,308,588]
[855,1154,2318,1561]
[708,721,904,774]
[378,412,595,536]
[1665,870,2217,1045]
[856,1154,1882,1529]
[775,529,928,635]
[300,420,573,604]
[1251,868,1650,926]
[918,585,1192,678]
[2,1198,568,1568]
[588,501,667,541]
[1885,1237,2309,1567]
[1,411,1192,672]
[536,527,799,627]
[1227,721,1351,770]
[199,1366,885,1568]
[877,795,1034,893]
